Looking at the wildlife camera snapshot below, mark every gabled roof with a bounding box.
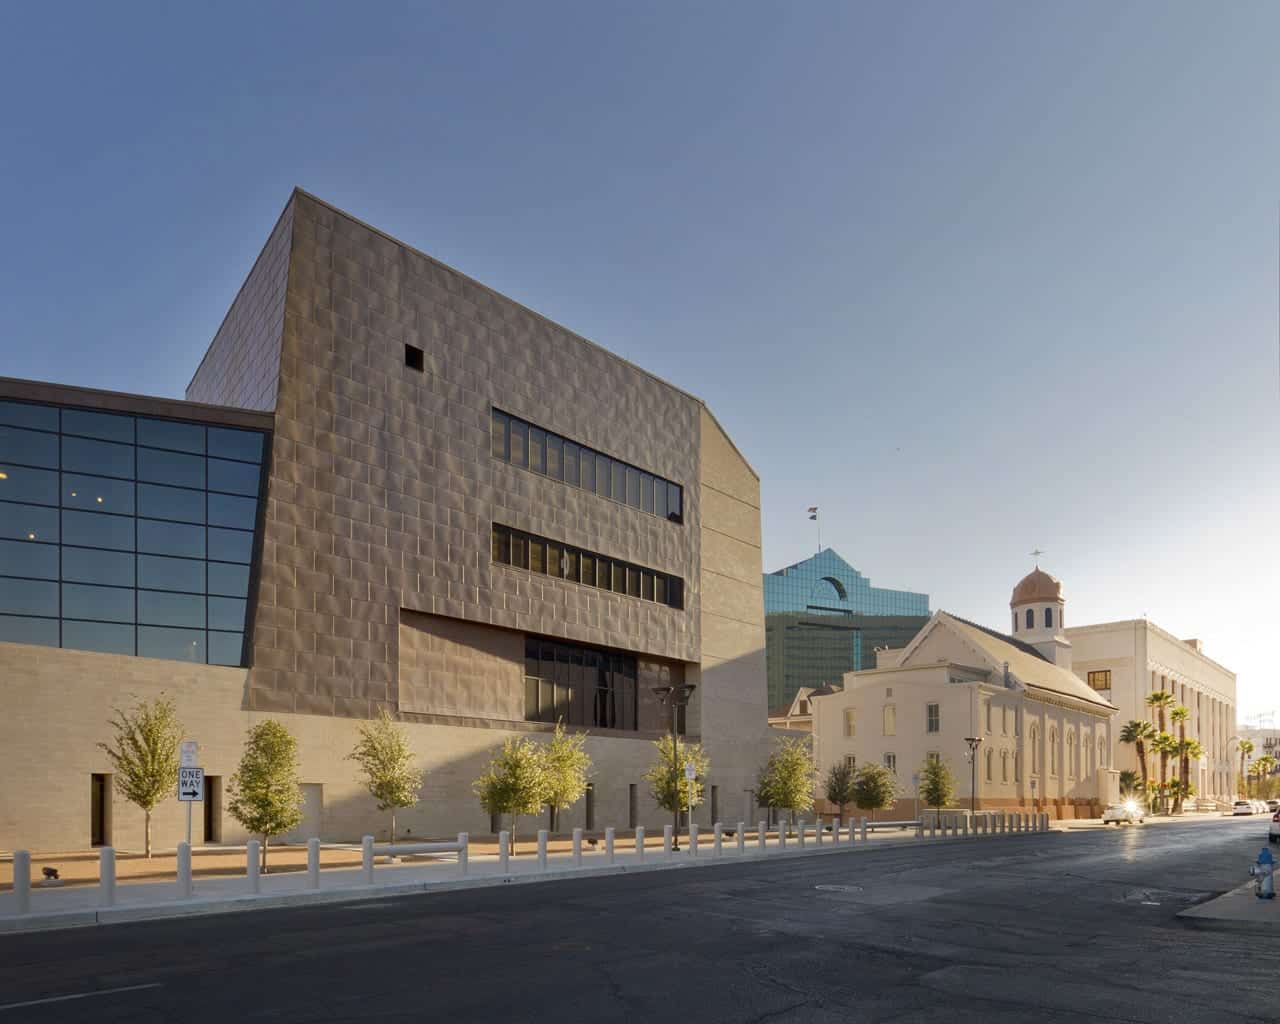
[898,611,1116,713]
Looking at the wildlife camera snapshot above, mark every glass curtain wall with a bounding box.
[0,399,267,666]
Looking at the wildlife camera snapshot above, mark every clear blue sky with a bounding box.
[2,2,1276,717]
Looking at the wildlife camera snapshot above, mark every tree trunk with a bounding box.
[144,809,152,859]
[510,812,517,857]
[262,834,269,874]
[390,811,396,846]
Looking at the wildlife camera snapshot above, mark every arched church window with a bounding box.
[1013,612,1018,633]
[1025,608,1034,629]
[1015,749,1022,782]
[1030,726,1040,775]
[1045,607,1053,628]
[1001,750,1009,783]
[1050,729,1059,776]
[1098,737,1107,769]
[1067,731,1077,778]
[985,747,993,782]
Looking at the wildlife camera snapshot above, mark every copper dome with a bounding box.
[1010,567,1063,607]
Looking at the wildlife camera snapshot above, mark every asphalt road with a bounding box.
[1,817,1276,1023]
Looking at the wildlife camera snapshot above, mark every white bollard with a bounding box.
[689,823,699,856]
[606,827,616,864]
[12,851,30,915]
[779,824,787,851]
[736,822,746,853]
[713,823,723,857]
[537,829,549,871]
[99,847,116,908]
[307,838,321,890]
[248,840,262,893]
[962,817,970,837]
[758,822,767,851]
[861,817,869,842]
[499,831,510,874]
[635,826,645,861]
[572,828,583,868]
[663,824,673,857]
[916,818,924,839]
[458,832,469,877]
[177,842,193,900]
[361,835,374,885]
[929,818,936,839]
[1041,812,1049,832]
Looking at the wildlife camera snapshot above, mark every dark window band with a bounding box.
[524,636,638,731]
[491,408,683,523]
[491,523,684,610]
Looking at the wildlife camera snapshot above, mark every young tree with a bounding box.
[852,763,898,818]
[228,720,305,872]
[755,736,815,835]
[919,757,955,823]
[542,722,593,833]
[642,735,710,822]
[473,737,548,855]
[1119,720,1155,809]
[824,761,856,826]
[97,695,184,858]
[347,708,424,844]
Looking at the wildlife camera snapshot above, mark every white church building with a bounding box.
[812,568,1120,819]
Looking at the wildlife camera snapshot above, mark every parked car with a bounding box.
[1102,801,1144,825]
[1255,800,1270,814]
[1271,811,1280,844]
[1233,800,1254,815]
[1267,799,1280,813]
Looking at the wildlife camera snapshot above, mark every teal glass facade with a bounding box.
[764,549,929,709]
[0,398,268,666]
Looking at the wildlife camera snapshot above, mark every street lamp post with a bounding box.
[653,682,696,851]
[964,737,983,815]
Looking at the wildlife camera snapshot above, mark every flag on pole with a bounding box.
[807,506,818,520]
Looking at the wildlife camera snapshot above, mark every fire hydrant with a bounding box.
[1250,847,1275,900]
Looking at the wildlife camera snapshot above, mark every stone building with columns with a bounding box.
[0,188,770,852]
[811,568,1119,819]
[1066,618,1236,804]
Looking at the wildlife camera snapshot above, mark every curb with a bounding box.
[0,829,1055,936]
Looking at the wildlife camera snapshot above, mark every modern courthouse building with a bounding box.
[764,548,928,711]
[0,189,771,851]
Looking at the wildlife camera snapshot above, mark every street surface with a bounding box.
[0,817,1274,1022]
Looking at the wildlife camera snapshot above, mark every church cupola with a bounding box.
[1010,565,1071,669]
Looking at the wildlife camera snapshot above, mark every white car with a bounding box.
[1255,800,1270,814]
[1101,801,1144,825]
[1233,800,1254,815]
[1271,811,1280,843]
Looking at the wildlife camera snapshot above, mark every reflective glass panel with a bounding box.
[138,519,204,558]
[138,484,205,524]
[209,596,246,631]
[62,582,135,622]
[626,467,640,508]
[509,420,527,467]
[0,613,58,646]
[611,461,625,502]
[491,410,508,460]
[209,631,244,666]
[62,474,135,515]
[207,458,259,497]
[138,554,205,593]
[0,400,58,432]
[138,447,204,489]
[0,537,58,579]
[546,436,562,480]
[0,426,59,469]
[208,528,252,564]
[595,455,609,497]
[62,436,134,479]
[529,427,545,474]
[138,625,206,663]
[63,620,135,656]
[0,465,57,506]
[0,577,58,616]
[641,474,654,514]
[62,510,133,551]
[563,442,579,486]
[138,590,205,628]
[206,561,248,597]
[580,449,594,492]
[0,502,60,543]
[61,409,134,444]
[62,547,135,587]
[137,418,204,454]
[207,493,257,530]
[207,427,264,463]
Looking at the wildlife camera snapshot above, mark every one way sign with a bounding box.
[178,767,204,802]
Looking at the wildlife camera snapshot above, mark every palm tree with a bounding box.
[1119,720,1155,810]
[1151,732,1178,813]
[1170,706,1189,814]
[1239,739,1254,797]
[1119,770,1141,798]
[1255,754,1277,800]
[1173,738,1204,812]
[1146,692,1176,811]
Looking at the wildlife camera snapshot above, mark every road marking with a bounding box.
[0,983,162,1013]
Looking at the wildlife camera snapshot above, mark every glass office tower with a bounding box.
[763,548,929,709]
[0,397,268,666]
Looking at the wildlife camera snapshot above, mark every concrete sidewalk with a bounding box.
[0,825,1053,935]
[1178,880,1280,932]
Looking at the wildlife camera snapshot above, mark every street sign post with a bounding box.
[683,763,695,846]
[179,767,204,846]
